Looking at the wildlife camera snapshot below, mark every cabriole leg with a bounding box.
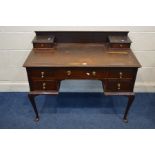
[123,95,135,123]
[28,93,39,122]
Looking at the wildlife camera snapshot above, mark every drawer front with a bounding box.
[33,43,54,48]
[53,69,107,79]
[107,69,136,79]
[27,68,108,80]
[104,80,134,92]
[30,80,60,91]
[110,43,130,49]
[27,68,54,80]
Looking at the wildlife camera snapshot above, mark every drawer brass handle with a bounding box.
[120,44,123,47]
[92,71,96,76]
[67,70,71,76]
[43,82,46,90]
[86,72,90,76]
[119,72,123,78]
[117,83,121,90]
[41,72,45,78]
[41,44,44,47]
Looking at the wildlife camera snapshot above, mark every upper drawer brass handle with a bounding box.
[67,70,71,76]
[117,83,121,90]
[120,44,123,47]
[41,72,45,78]
[86,72,90,76]
[92,71,96,76]
[119,72,123,78]
[43,82,46,90]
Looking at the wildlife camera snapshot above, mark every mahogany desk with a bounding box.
[23,31,141,122]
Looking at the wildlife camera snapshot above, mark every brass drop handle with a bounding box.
[41,72,45,78]
[120,44,123,47]
[86,72,90,76]
[119,72,123,78]
[117,83,121,90]
[92,71,96,76]
[43,82,46,90]
[67,70,71,76]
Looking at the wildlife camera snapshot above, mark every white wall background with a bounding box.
[0,26,155,92]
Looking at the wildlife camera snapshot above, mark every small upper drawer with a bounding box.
[109,43,130,49]
[107,69,136,79]
[33,43,54,48]
[108,35,131,49]
[33,35,55,49]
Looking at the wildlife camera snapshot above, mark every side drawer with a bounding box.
[27,68,54,80]
[107,69,136,79]
[104,79,134,92]
[30,80,60,91]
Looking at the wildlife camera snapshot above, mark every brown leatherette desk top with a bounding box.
[24,43,141,68]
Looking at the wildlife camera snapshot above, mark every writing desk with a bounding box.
[23,31,141,122]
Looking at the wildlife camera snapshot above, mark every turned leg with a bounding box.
[28,93,39,122]
[123,95,135,123]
